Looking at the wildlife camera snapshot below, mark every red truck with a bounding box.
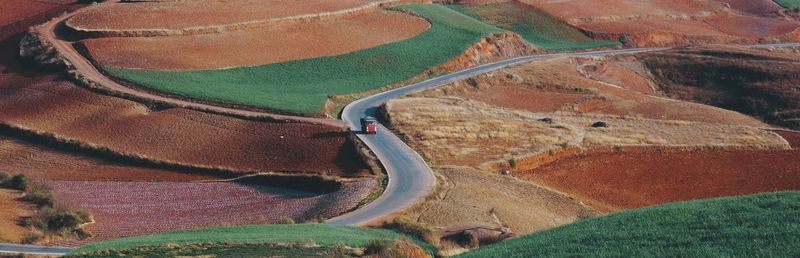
[360,116,379,134]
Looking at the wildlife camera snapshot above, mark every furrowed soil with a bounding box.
[66,0,375,31]
[79,10,430,70]
[521,144,800,212]
[640,46,800,130]
[517,0,800,47]
[0,189,34,243]
[404,166,596,235]
[0,78,370,177]
[717,0,786,17]
[0,0,75,28]
[46,179,376,245]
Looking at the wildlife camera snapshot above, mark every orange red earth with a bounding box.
[80,10,430,70]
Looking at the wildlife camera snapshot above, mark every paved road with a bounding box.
[0,243,74,256]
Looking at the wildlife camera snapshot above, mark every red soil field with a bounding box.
[0,0,75,27]
[521,143,800,212]
[67,0,374,31]
[0,77,370,177]
[45,179,376,245]
[80,10,430,70]
[0,135,216,182]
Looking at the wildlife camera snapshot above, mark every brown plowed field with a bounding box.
[0,0,75,27]
[517,0,799,46]
[0,189,33,243]
[67,0,374,31]
[80,10,430,70]
[46,179,376,244]
[0,135,216,182]
[0,77,369,177]
[718,0,785,17]
[521,144,800,212]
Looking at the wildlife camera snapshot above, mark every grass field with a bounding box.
[447,2,619,51]
[773,0,800,8]
[104,5,505,115]
[457,192,800,258]
[69,224,431,255]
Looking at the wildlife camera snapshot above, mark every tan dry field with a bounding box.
[521,143,800,212]
[0,189,33,243]
[0,77,370,177]
[66,0,375,31]
[0,135,216,182]
[415,57,767,127]
[403,166,596,234]
[385,97,787,168]
[517,0,799,46]
[717,0,786,17]
[80,10,430,70]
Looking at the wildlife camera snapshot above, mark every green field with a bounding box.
[457,192,800,258]
[104,5,505,115]
[447,2,619,51]
[774,0,800,8]
[69,224,432,256]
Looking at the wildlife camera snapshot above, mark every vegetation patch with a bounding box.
[71,224,419,254]
[773,0,800,8]
[457,192,800,257]
[67,242,354,258]
[103,5,505,115]
[447,2,619,51]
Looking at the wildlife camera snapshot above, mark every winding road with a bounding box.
[3,1,800,255]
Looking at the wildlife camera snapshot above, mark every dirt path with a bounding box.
[37,2,345,128]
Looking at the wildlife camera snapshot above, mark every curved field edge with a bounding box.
[68,224,435,255]
[445,2,620,51]
[457,191,800,258]
[773,0,800,8]
[101,4,506,115]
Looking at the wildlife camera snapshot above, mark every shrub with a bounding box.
[6,174,29,191]
[277,218,295,224]
[0,171,10,183]
[383,217,435,244]
[364,239,393,255]
[508,159,517,169]
[21,188,55,207]
[24,207,90,234]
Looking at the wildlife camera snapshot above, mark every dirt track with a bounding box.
[38,2,346,126]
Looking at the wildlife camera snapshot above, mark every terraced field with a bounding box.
[447,2,619,51]
[774,0,800,8]
[102,5,506,114]
[458,192,800,257]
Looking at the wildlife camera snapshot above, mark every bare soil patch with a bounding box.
[79,10,430,70]
[0,189,34,243]
[521,146,800,212]
[45,179,376,245]
[67,0,374,31]
[0,0,75,28]
[385,97,787,169]
[718,0,786,17]
[0,77,370,177]
[403,166,595,235]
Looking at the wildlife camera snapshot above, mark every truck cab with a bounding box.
[360,116,379,134]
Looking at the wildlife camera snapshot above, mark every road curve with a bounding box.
[39,2,346,128]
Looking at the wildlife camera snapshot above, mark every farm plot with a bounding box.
[717,0,786,16]
[447,2,619,51]
[521,144,800,212]
[457,192,800,258]
[66,0,374,32]
[0,77,370,177]
[0,0,75,28]
[102,5,506,114]
[0,189,34,243]
[774,0,800,8]
[45,179,376,244]
[79,10,430,70]
[385,97,787,168]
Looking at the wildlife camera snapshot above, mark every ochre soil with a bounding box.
[80,10,430,70]
[67,0,374,31]
[0,135,216,182]
[521,141,800,212]
[641,45,800,130]
[718,0,786,17]
[516,0,799,46]
[0,189,33,243]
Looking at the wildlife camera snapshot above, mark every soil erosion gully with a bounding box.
[6,1,800,254]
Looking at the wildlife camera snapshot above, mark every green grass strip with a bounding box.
[446,2,619,51]
[457,191,800,258]
[70,224,426,255]
[774,0,800,8]
[104,5,505,115]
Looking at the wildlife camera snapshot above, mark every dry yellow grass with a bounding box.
[402,166,596,234]
[0,189,33,243]
[386,97,789,168]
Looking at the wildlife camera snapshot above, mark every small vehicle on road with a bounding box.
[360,116,379,134]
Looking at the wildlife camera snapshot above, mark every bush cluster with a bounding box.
[383,217,436,244]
